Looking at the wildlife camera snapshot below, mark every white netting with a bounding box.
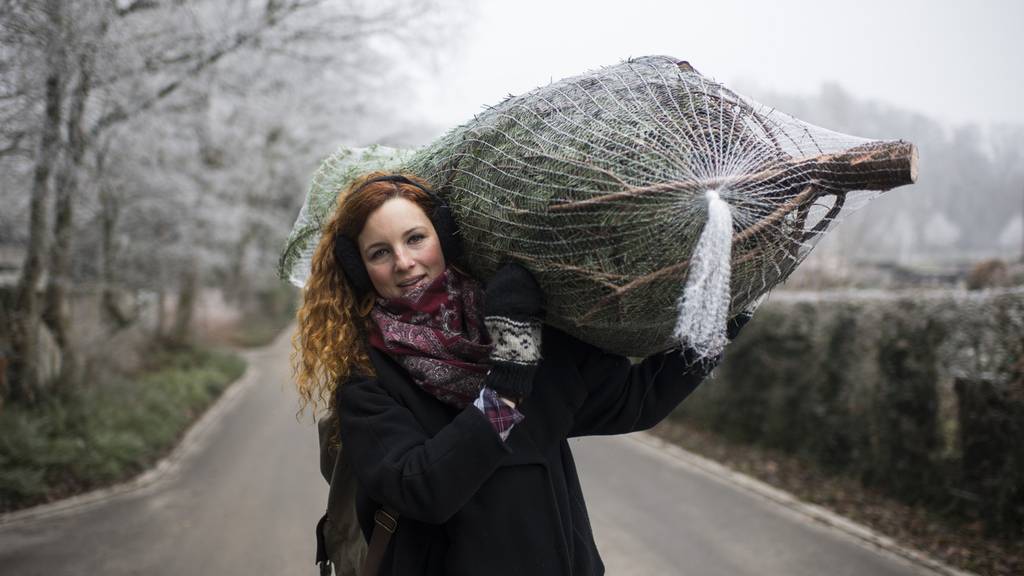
[280,145,414,287]
[281,55,917,357]
[673,189,733,357]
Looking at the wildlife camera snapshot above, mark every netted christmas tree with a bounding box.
[280,56,917,357]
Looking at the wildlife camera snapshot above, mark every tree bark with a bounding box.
[42,159,74,351]
[171,259,198,346]
[98,170,132,331]
[10,1,64,405]
[226,226,258,308]
[156,284,168,340]
[43,49,94,387]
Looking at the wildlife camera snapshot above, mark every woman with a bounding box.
[294,171,749,576]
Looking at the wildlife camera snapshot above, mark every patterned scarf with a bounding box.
[368,267,492,408]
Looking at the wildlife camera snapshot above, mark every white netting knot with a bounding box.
[674,189,733,359]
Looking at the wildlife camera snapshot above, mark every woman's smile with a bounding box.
[397,274,428,294]
[398,275,425,288]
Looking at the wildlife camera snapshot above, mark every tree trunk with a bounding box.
[92,140,132,331]
[99,182,132,330]
[156,285,168,340]
[42,158,74,351]
[10,2,64,405]
[226,226,257,308]
[171,260,198,346]
[44,47,94,387]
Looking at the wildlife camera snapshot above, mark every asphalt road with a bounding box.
[0,328,939,575]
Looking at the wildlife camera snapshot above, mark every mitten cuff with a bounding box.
[485,361,539,400]
[484,317,542,364]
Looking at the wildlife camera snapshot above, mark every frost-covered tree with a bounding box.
[1,0,462,404]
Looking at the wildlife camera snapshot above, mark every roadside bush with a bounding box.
[671,288,1024,538]
[0,345,244,512]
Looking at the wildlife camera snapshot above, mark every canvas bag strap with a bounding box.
[359,507,399,576]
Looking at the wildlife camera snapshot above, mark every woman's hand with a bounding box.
[676,310,754,370]
[726,311,754,341]
[482,263,544,403]
[484,262,544,319]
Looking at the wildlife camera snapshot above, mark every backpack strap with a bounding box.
[359,507,399,576]
[315,512,332,575]
[315,416,367,575]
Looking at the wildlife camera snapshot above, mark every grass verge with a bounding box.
[0,343,245,513]
[227,313,294,348]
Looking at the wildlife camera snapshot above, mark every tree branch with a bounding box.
[90,1,318,138]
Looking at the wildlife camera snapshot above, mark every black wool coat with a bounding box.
[336,325,717,576]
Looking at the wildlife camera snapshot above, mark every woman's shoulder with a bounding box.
[335,371,387,410]
[336,347,405,398]
[335,349,422,413]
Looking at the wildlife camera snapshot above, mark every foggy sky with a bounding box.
[410,0,1024,131]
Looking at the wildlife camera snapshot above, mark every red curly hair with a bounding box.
[291,171,440,419]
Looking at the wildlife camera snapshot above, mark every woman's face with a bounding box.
[357,197,446,299]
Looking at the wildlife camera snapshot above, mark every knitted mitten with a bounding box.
[483,263,544,402]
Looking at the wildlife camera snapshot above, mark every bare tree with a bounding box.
[2,0,463,404]
[6,0,66,403]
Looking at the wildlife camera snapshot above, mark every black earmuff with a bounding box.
[334,235,373,294]
[334,175,463,295]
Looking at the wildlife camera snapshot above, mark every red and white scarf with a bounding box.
[368,267,492,408]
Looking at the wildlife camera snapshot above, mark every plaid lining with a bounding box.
[473,387,525,441]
